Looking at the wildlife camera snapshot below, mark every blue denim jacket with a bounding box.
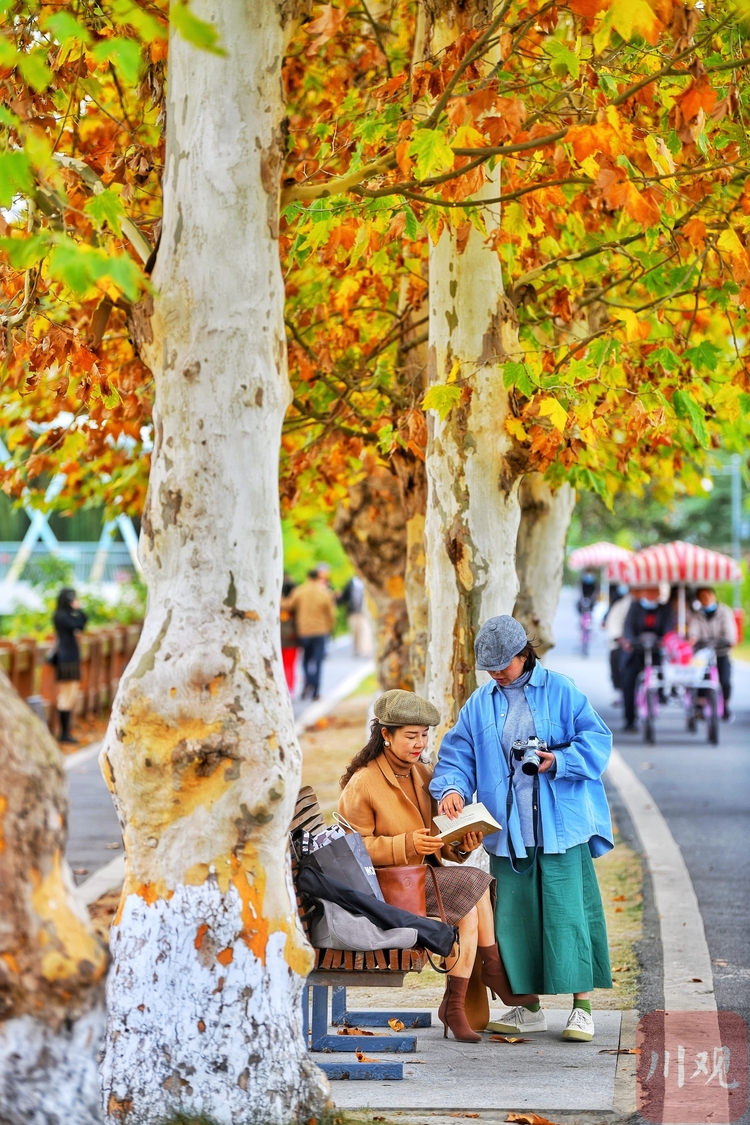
[429,663,614,858]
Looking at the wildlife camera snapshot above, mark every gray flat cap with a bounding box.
[373,690,440,727]
[475,615,528,671]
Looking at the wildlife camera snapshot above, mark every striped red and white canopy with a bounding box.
[623,540,742,585]
[568,542,634,571]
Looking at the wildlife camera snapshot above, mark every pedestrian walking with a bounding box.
[337,574,372,657]
[339,689,537,1043]
[430,615,613,1043]
[688,586,738,721]
[284,567,336,700]
[280,574,298,694]
[620,586,674,733]
[50,587,87,745]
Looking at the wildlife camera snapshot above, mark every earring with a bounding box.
[384,741,390,747]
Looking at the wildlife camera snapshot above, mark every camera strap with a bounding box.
[504,740,571,875]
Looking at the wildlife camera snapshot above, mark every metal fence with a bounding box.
[0,541,137,583]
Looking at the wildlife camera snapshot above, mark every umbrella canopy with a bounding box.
[568,542,634,570]
[623,540,742,585]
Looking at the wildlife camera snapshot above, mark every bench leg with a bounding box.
[310,985,416,1053]
[331,985,432,1029]
[315,1060,404,1080]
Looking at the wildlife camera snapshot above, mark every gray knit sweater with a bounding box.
[497,669,540,848]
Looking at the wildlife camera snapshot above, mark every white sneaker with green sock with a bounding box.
[561,1005,595,1041]
[487,1004,547,1034]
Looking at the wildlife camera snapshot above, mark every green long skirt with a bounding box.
[490,845,612,995]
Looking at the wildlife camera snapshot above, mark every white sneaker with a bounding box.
[561,1007,595,1042]
[487,1005,547,1034]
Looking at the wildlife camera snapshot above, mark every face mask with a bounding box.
[702,603,717,616]
[617,585,629,597]
[640,599,659,610]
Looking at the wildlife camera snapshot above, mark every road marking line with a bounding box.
[62,740,103,772]
[606,748,715,1011]
[294,659,374,736]
[77,853,126,907]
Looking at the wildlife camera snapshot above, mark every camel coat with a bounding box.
[338,754,465,867]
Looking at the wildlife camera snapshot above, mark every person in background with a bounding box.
[337,573,372,657]
[284,567,336,701]
[280,574,298,695]
[688,586,738,721]
[52,587,87,745]
[578,570,598,608]
[602,585,631,705]
[620,585,674,733]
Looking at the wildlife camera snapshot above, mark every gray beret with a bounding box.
[373,689,440,727]
[475,615,528,671]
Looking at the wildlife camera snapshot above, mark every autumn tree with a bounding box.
[0,671,108,1124]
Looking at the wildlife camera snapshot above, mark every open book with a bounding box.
[432,802,502,846]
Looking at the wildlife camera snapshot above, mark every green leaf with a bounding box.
[650,346,681,372]
[0,233,50,269]
[0,151,33,208]
[108,0,166,41]
[546,40,580,80]
[92,38,142,86]
[0,37,17,68]
[170,2,226,55]
[672,389,709,448]
[409,128,455,180]
[18,50,52,92]
[84,189,126,237]
[403,205,420,241]
[105,254,144,301]
[41,12,92,45]
[502,361,537,398]
[422,383,462,421]
[684,341,721,372]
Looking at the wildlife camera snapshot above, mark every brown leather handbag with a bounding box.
[376,865,427,916]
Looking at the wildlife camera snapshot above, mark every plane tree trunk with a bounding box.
[98,2,329,1121]
[0,670,107,1125]
[513,474,576,656]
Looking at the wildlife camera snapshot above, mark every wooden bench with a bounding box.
[292,785,432,1080]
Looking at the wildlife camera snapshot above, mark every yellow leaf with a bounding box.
[446,360,461,384]
[580,155,600,179]
[453,124,486,149]
[538,398,568,432]
[717,228,745,258]
[610,0,660,43]
[505,416,528,442]
[620,309,650,342]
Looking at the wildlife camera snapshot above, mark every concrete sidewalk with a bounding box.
[325,1006,634,1116]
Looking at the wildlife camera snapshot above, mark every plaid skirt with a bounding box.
[425,864,494,926]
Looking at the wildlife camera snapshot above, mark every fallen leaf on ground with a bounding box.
[74,867,89,875]
[355,1050,379,1062]
[313,717,330,730]
[690,977,703,982]
[388,1019,405,1031]
[507,1114,563,1125]
[104,842,121,849]
[599,1048,641,1054]
[490,1035,531,1044]
[611,894,626,901]
[612,965,631,972]
[615,907,624,913]
[338,1027,375,1035]
[713,960,728,966]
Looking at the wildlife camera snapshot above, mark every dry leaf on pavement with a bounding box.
[490,1035,531,1044]
[388,1018,405,1031]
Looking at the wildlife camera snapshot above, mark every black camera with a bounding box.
[511,736,547,776]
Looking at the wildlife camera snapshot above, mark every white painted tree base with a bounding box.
[0,1007,105,1125]
[102,879,328,1125]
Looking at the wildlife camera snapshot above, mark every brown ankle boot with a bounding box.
[478,943,538,1007]
[438,976,483,1043]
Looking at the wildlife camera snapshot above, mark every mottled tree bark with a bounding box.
[513,474,576,656]
[334,465,412,689]
[98,2,329,1121]
[0,670,107,1125]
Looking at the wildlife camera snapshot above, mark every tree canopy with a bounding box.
[2,0,749,522]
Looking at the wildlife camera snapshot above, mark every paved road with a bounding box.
[548,587,750,1032]
[65,633,367,881]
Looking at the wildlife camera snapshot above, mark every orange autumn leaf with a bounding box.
[569,0,607,14]
[305,4,347,55]
[678,81,718,123]
[682,217,707,248]
[566,122,622,162]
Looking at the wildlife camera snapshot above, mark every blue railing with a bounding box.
[0,541,137,584]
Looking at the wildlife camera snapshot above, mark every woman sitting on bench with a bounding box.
[339,689,537,1043]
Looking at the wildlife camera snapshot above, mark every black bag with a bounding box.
[292,827,384,901]
[296,864,458,959]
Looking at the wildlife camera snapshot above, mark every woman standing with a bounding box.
[52,587,87,745]
[339,689,537,1043]
[430,616,613,1043]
